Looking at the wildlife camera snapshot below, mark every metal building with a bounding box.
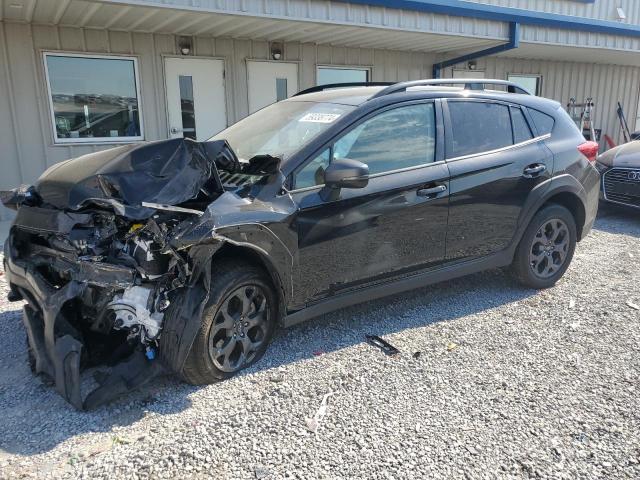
[1,0,640,224]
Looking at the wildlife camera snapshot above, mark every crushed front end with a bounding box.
[1,138,240,409]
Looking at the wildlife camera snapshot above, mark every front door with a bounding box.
[164,57,227,141]
[290,101,450,304]
[246,61,298,114]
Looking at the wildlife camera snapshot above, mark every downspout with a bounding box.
[433,22,520,78]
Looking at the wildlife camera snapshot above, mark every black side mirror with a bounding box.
[324,158,369,190]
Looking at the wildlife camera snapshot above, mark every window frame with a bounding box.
[443,98,550,162]
[290,99,444,192]
[316,65,371,85]
[507,73,542,96]
[509,105,534,144]
[42,51,145,145]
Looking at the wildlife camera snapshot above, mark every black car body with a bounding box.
[596,140,640,209]
[2,79,600,409]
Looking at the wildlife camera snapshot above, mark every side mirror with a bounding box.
[324,158,369,190]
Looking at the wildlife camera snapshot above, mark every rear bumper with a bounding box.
[4,229,163,410]
[580,168,601,240]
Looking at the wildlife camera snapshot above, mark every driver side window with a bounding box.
[294,102,436,189]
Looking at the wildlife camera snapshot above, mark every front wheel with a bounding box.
[181,260,277,384]
[512,204,577,289]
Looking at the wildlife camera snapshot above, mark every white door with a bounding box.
[165,57,227,141]
[247,61,298,114]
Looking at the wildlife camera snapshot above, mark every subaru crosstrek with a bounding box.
[2,79,600,409]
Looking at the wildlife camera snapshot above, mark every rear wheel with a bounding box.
[181,260,277,384]
[512,204,577,289]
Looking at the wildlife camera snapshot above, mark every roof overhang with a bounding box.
[345,0,640,38]
[2,0,640,66]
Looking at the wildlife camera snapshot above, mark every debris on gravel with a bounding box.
[0,204,639,479]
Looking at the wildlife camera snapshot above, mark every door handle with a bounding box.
[417,184,447,197]
[523,164,547,178]
[170,127,184,134]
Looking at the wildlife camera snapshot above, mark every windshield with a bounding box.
[210,101,354,163]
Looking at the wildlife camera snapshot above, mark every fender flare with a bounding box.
[509,174,588,256]
[209,223,295,314]
[159,223,295,373]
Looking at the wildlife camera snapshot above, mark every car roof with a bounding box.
[289,84,561,114]
[285,86,387,106]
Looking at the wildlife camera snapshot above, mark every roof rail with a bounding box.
[371,79,532,98]
[294,82,394,97]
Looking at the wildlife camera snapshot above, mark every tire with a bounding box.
[181,259,277,385]
[26,335,36,373]
[512,204,577,289]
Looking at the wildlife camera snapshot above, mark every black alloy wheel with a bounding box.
[207,284,270,373]
[512,204,577,289]
[529,219,571,279]
[181,260,277,384]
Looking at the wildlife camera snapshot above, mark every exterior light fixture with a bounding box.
[271,42,283,60]
[178,36,193,56]
[616,7,627,21]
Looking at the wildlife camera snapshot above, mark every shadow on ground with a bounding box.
[0,202,637,456]
[594,203,640,237]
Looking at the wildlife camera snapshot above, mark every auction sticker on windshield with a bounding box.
[299,113,341,123]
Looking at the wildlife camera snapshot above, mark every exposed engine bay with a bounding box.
[1,138,293,410]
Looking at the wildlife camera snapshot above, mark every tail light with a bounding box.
[577,141,599,163]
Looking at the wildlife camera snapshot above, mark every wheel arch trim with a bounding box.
[513,174,588,252]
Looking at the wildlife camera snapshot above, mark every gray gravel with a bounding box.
[1,203,639,480]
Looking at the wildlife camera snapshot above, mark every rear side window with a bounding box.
[511,107,533,144]
[448,101,512,157]
[529,109,555,135]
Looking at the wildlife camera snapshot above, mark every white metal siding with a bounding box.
[90,0,640,51]
[519,25,640,52]
[467,0,640,26]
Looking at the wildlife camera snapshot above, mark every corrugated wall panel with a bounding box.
[467,0,640,26]
[92,0,639,51]
[0,22,23,221]
[520,25,640,52]
[96,0,509,40]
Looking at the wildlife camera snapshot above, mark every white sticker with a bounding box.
[299,112,341,123]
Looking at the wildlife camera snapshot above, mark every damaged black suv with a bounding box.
[2,79,600,409]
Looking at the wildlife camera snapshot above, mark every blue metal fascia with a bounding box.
[432,22,520,78]
[343,0,640,38]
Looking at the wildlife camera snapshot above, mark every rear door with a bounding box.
[289,101,450,304]
[443,99,553,260]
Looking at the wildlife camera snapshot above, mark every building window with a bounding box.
[43,53,143,144]
[508,74,542,96]
[317,66,369,85]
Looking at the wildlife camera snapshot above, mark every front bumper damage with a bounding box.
[4,229,219,410]
[1,138,251,409]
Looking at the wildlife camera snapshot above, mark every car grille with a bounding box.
[218,170,255,187]
[603,168,640,208]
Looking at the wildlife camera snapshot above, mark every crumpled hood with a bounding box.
[598,140,640,168]
[33,138,238,217]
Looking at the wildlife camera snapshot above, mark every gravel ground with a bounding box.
[0,204,638,480]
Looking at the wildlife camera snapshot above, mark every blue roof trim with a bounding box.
[343,0,640,38]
